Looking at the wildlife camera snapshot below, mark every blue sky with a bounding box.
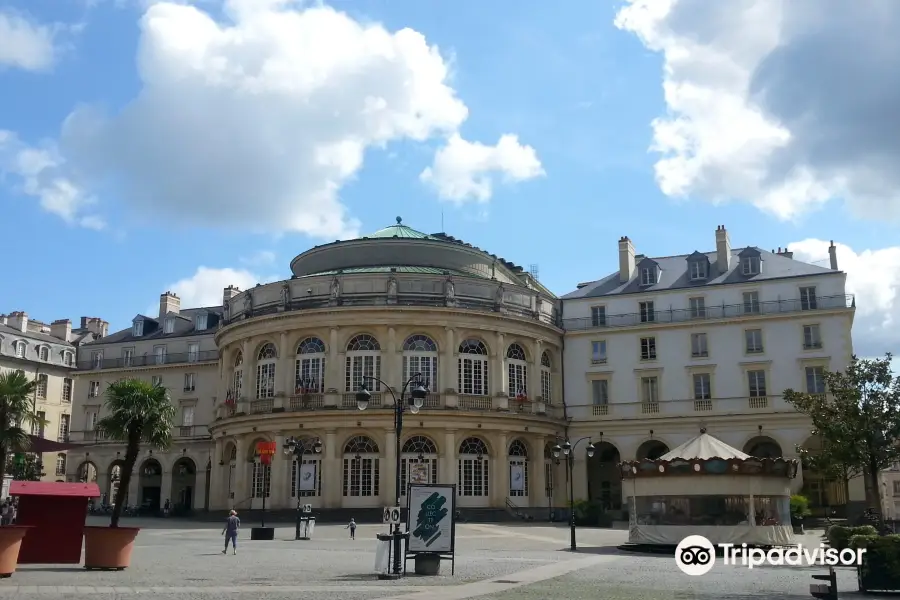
[1,0,897,361]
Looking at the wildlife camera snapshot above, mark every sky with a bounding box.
[1,0,898,364]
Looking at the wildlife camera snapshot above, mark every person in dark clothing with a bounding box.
[222,510,240,554]
[346,518,356,540]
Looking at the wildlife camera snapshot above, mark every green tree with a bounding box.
[6,453,45,481]
[0,371,45,481]
[784,354,900,521]
[95,379,175,527]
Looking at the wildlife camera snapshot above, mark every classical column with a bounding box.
[325,328,340,407]
[386,327,399,401]
[323,430,339,508]
[233,437,248,505]
[443,328,458,408]
[160,465,173,508]
[384,429,397,504]
[529,339,542,402]
[271,432,288,508]
[443,430,457,486]
[493,332,507,396]
[278,332,292,398]
[532,435,546,507]
[493,432,508,506]
[209,438,224,509]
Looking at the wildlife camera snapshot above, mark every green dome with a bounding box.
[360,216,438,240]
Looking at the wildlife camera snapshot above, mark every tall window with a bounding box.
[345,335,381,392]
[540,351,552,402]
[458,339,489,396]
[639,301,655,323]
[745,329,764,353]
[458,437,489,497]
[122,348,133,367]
[508,439,529,498]
[36,374,48,399]
[296,337,326,393]
[400,435,438,496]
[61,378,72,403]
[91,351,103,368]
[507,343,528,398]
[256,343,277,398]
[748,370,767,397]
[39,346,49,361]
[693,373,712,400]
[232,352,244,398]
[402,335,438,389]
[290,437,322,498]
[251,459,271,499]
[55,453,66,477]
[58,414,70,441]
[806,367,826,394]
[63,351,74,366]
[640,336,657,360]
[590,306,606,327]
[342,436,380,497]
[641,376,659,403]
[153,345,166,365]
[32,411,46,437]
[689,297,706,319]
[184,373,195,392]
[181,405,195,427]
[592,380,609,405]
[800,286,818,311]
[591,341,607,363]
[743,291,760,314]
[187,342,200,363]
[691,333,708,358]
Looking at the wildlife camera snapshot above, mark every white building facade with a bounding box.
[561,226,860,517]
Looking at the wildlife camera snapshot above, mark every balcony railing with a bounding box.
[585,395,795,419]
[563,294,854,331]
[80,430,109,442]
[175,425,208,438]
[77,350,219,371]
[57,434,70,443]
[289,394,325,410]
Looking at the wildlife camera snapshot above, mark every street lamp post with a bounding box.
[356,373,428,578]
[282,436,323,540]
[553,436,596,551]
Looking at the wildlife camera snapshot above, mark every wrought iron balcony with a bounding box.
[563,294,854,331]
[77,350,219,371]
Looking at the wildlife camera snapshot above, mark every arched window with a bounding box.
[402,335,438,391]
[540,351,552,403]
[543,441,556,500]
[13,341,25,359]
[343,436,380,497]
[63,351,74,366]
[508,439,529,498]
[458,437,489,498]
[400,435,438,495]
[458,339,489,396]
[507,344,528,398]
[55,453,66,477]
[39,346,49,361]
[296,337,326,393]
[251,441,272,499]
[232,352,244,399]
[227,445,237,499]
[290,437,323,498]
[345,335,381,392]
[256,343,277,398]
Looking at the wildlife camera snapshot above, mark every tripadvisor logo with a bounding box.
[675,535,865,576]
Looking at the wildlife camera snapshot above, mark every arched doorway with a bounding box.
[743,436,783,458]
[400,435,438,497]
[508,439,529,502]
[457,436,490,507]
[108,462,125,506]
[138,458,163,513]
[342,435,380,507]
[171,457,197,513]
[77,461,98,483]
[799,435,848,516]
[636,440,670,461]
[586,442,621,512]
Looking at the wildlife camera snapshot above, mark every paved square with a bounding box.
[0,520,874,599]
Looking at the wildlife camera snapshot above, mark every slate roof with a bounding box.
[360,218,439,240]
[82,306,223,347]
[562,247,838,299]
[301,265,488,278]
[0,323,75,347]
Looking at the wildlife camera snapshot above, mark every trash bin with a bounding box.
[374,533,393,574]
[298,516,316,540]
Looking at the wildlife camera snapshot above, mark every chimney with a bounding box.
[82,317,109,338]
[776,246,793,259]
[223,285,241,303]
[828,240,838,270]
[50,319,72,342]
[715,225,731,272]
[159,291,181,319]
[618,236,636,283]
[7,311,28,333]
[0,315,6,326]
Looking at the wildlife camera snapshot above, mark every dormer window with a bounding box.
[164,318,175,334]
[741,256,761,276]
[14,341,25,358]
[690,261,707,280]
[133,320,144,337]
[195,314,208,331]
[39,346,50,361]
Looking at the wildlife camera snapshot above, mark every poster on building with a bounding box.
[510,464,525,491]
[298,462,317,491]
[406,484,455,554]
[410,463,429,484]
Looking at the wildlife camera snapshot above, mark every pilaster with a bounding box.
[443,328,458,408]
[325,328,340,407]
[160,468,172,508]
[271,432,288,508]
[278,332,292,397]
[384,429,397,503]
[493,431,508,505]
[323,430,339,508]
[233,437,248,505]
[209,438,224,509]
[387,327,398,400]
[532,435,546,504]
[529,339,542,401]
[443,430,457,486]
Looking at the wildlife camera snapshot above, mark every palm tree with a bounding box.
[95,379,175,528]
[0,371,43,481]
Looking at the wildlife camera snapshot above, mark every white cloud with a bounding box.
[0,131,105,229]
[239,250,276,267]
[789,239,900,357]
[0,10,58,71]
[162,266,280,309]
[615,0,900,221]
[41,0,540,237]
[420,134,544,202]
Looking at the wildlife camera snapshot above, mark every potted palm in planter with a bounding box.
[0,371,45,577]
[84,379,174,570]
[790,494,811,534]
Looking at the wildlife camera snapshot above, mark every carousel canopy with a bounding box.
[660,432,750,461]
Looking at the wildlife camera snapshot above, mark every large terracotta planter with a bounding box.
[83,526,140,571]
[0,526,31,577]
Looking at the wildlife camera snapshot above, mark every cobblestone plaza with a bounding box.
[0,519,872,599]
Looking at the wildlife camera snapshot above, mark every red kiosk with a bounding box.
[10,481,101,564]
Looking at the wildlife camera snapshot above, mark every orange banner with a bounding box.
[256,441,276,456]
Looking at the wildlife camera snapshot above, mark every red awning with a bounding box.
[27,435,89,453]
[10,481,101,497]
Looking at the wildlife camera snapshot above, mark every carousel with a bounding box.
[619,429,799,546]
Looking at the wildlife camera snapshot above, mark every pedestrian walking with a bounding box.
[346,518,357,540]
[221,510,240,554]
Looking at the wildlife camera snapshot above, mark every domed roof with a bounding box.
[360,217,438,240]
